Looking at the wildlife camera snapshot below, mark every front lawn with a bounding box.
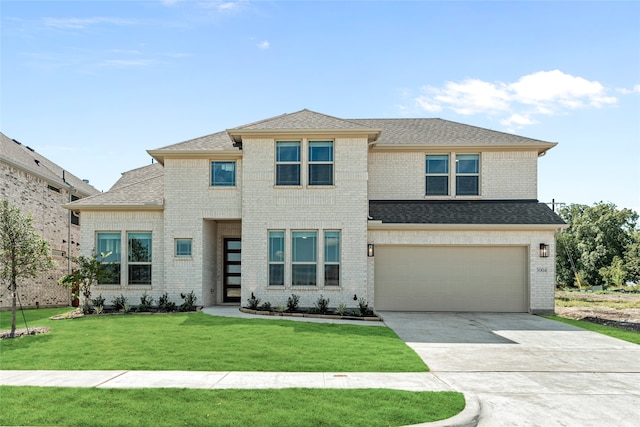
[0,308,428,372]
[541,315,640,345]
[0,387,465,427]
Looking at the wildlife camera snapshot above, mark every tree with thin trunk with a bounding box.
[0,199,55,337]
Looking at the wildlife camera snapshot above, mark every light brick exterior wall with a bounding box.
[0,162,84,308]
[367,228,557,313]
[240,137,370,309]
[80,211,165,307]
[368,150,538,200]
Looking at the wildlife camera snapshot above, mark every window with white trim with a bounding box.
[455,154,480,196]
[425,154,449,196]
[308,141,334,186]
[175,239,192,257]
[96,232,121,285]
[292,231,317,286]
[324,231,340,286]
[128,232,152,285]
[268,231,284,286]
[276,141,301,185]
[211,161,236,187]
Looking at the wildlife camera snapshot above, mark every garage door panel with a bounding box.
[375,246,527,312]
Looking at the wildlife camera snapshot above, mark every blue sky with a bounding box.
[2,1,639,213]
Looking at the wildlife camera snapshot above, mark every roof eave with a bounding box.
[367,221,568,231]
[370,142,557,154]
[147,149,243,165]
[226,128,382,143]
[62,203,164,212]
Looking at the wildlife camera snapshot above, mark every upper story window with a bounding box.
[276,141,301,186]
[425,154,449,196]
[455,154,480,196]
[308,141,334,186]
[211,161,236,187]
[70,195,80,226]
[426,153,480,197]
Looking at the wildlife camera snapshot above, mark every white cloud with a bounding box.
[256,40,270,49]
[415,70,619,130]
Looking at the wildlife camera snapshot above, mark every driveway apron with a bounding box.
[379,312,640,427]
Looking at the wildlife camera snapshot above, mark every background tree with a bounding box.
[556,202,638,288]
[0,199,55,337]
[59,254,112,314]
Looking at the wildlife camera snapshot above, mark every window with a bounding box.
[308,141,334,186]
[175,239,192,257]
[47,184,60,193]
[70,195,80,226]
[292,231,317,286]
[276,141,301,185]
[128,232,152,285]
[324,231,340,286]
[211,161,236,186]
[456,154,479,196]
[97,232,121,284]
[425,154,449,196]
[268,231,285,286]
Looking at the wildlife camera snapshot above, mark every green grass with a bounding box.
[541,315,640,345]
[0,308,428,371]
[0,387,465,427]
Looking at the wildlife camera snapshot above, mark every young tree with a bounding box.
[556,202,638,288]
[0,199,55,337]
[59,254,112,314]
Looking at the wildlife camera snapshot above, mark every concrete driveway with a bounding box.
[379,312,640,427]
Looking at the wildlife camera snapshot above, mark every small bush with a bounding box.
[112,294,128,311]
[259,301,272,311]
[136,292,154,312]
[91,294,106,308]
[358,298,372,316]
[179,291,198,312]
[314,295,330,314]
[287,293,300,312]
[350,309,362,317]
[157,292,176,312]
[336,303,348,316]
[247,293,261,310]
[276,305,286,313]
[93,305,104,315]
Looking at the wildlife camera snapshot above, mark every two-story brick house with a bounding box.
[66,110,566,313]
[1,131,99,308]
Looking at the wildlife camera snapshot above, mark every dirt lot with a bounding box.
[555,290,640,333]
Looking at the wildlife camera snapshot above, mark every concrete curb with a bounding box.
[410,394,481,427]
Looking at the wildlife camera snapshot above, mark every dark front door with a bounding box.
[223,238,241,303]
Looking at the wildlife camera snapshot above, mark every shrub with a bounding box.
[350,309,362,317]
[157,292,176,312]
[136,292,154,312]
[336,303,348,316]
[112,294,128,311]
[358,298,372,316]
[91,294,106,308]
[276,305,286,313]
[247,293,261,310]
[314,295,330,314]
[259,301,272,311]
[93,305,104,315]
[179,291,198,312]
[287,293,300,312]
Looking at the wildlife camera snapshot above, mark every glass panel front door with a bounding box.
[223,238,241,303]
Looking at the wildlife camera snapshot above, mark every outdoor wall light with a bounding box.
[539,243,550,258]
[367,244,375,257]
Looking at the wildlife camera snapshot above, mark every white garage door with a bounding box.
[374,246,528,312]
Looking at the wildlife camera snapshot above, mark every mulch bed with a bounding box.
[579,317,640,333]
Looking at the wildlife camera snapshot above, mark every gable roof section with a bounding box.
[354,118,556,154]
[0,131,99,196]
[368,200,566,228]
[64,164,164,211]
[227,109,382,143]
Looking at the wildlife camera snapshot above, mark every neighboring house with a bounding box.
[65,109,566,313]
[0,132,99,308]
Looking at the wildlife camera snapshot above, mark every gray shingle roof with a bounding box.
[153,131,235,151]
[66,164,164,209]
[368,200,566,225]
[0,131,99,196]
[233,109,373,130]
[353,118,554,146]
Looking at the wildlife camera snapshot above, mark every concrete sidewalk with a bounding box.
[0,370,449,391]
